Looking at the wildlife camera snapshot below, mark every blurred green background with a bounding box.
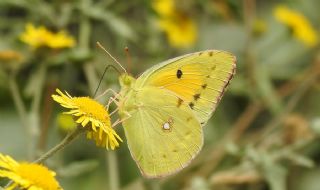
[1,0,320,189]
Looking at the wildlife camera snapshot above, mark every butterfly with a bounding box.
[117,50,236,178]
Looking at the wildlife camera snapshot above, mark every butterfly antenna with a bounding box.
[96,42,127,74]
[93,64,120,98]
[124,47,132,73]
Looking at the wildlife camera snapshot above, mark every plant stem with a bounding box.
[79,0,91,51]
[106,151,120,190]
[5,126,85,188]
[8,75,32,159]
[34,127,85,164]
[29,63,47,159]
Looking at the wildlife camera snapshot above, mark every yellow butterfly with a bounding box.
[117,50,236,178]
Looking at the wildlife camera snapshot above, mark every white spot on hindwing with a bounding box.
[163,123,170,130]
[162,117,174,131]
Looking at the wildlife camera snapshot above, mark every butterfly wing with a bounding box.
[135,50,236,126]
[120,86,203,178]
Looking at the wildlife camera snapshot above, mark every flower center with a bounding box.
[16,163,60,190]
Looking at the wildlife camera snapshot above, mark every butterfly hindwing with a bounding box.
[135,50,236,126]
[121,86,203,178]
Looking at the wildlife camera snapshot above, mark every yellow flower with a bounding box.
[274,5,318,47]
[52,89,122,150]
[152,0,174,16]
[158,14,197,48]
[0,50,23,62]
[152,0,197,48]
[0,50,25,71]
[20,23,75,49]
[0,153,61,190]
[46,31,75,49]
[19,23,52,48]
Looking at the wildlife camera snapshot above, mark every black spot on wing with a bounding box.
[176,69,183,79]
[186,117,192,122]
[189,102,194,109]
[177,98,183,107]
[202,84,207,89]
[193,93,200,101]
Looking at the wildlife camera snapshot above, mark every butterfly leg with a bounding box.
[95,88,120,101]
[106,95,122,111]
[109,104,119,116]
[97,88,121,110]
[106,97,116,111]
[111,111,131,128]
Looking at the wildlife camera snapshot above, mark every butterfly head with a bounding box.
[119,73,135,91]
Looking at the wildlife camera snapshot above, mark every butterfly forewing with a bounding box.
[136,50,236,126]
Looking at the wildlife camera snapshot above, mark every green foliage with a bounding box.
[1,0,320,189]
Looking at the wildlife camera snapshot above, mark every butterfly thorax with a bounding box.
[118,74,140,117]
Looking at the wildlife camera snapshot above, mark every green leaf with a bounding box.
[80,6,136,40]
[24,64,46,98]
[255,64,283,114]
[310,118,320,135]
[189,176,210,190]
[286,152,315,168]
[260,154,287,190]
[58,160,99,177]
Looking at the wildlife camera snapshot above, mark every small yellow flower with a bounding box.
[158,13,197,48]
[152,0,197,48]
[19,23,52,48]
[0,50,23,62]
[0,50,25,71]
[152,0,174,17]
[52,89,122,150]
[0,153,61,190]
[274,5,318,47]
[46,31,75,49]
[20,23,75,49]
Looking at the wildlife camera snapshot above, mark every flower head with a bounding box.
[0,50,24,71]
[46,31,75,49]
[0,50,23,62]
[152,0,174,16]
[52,89,122,150]
[20,23,75,49]
[0,153,61,190]
[152,0,197,48]
[274,5,318,47]
[158,13,197,48]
